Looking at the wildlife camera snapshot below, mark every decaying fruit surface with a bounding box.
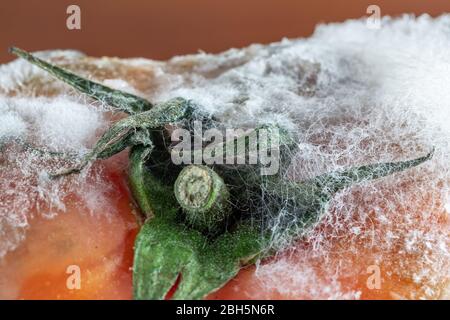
[1,16,450,299]
[0,152,447,299]
[0,153,138,299]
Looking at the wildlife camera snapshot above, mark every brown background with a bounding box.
[0,0,449,63]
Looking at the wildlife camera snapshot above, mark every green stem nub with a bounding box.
[174,165,231,233]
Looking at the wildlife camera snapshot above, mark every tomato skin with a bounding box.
[0,154,138,300]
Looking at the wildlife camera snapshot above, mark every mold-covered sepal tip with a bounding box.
[263,149,434,234]
[314,149,434,194]
[9,46,153,114]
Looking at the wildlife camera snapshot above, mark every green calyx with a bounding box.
[10,47,435,300]
[130,147,266,300]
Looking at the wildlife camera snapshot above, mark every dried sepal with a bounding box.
[171,221,265,299]
[314,149,434,194]
[263,150,434,233]
[50,97,193,177]
[129,145,177,220]
[133,217,266,300]
[9,47,153,114]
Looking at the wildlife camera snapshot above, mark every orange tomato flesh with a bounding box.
[0,154,137,300]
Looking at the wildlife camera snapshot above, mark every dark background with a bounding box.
[0,0,449,63]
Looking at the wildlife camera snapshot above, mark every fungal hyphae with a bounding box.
[8,46,434,300]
